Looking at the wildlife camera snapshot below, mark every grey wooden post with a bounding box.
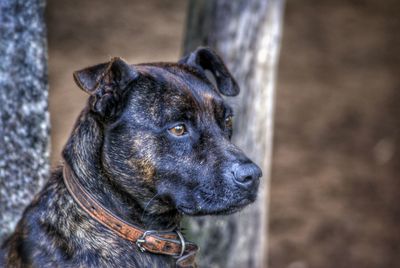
[0,0,50,243]
[183,0,285,267]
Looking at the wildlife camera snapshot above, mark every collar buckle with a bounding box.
[135,229,186,257]
[175,229,186,257]
[136,230,157,252]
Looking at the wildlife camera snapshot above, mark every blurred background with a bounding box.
[46,0,400,267]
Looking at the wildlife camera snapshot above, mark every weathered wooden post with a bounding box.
[183,0,285,267]
[0,0,50,243]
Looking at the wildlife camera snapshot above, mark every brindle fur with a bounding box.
[1,48,261,267]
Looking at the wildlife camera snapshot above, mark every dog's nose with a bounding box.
[232,163,262,188]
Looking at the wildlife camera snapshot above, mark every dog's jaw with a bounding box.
[62,111,182,231]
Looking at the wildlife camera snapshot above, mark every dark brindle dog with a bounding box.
[1,47,262,267]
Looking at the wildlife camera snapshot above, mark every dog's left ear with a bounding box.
[179,47,240,96]
[73,57,138,118]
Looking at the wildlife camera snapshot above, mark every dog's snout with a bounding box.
[232,163,262,188]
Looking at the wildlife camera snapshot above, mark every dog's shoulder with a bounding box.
[2,167,174,267]
[1,167,78,267]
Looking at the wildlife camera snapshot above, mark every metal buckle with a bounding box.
[135,229,186,257]
[175,230,186,257]
[136,230,157,252]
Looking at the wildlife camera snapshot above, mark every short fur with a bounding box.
[1,48,261,267]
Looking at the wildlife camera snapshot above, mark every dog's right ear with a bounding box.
[73,57,138,94]
[73,62,109,94]
[73,57,139,118]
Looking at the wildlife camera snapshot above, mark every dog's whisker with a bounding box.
[141,193,160,224]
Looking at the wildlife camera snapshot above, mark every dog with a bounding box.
[1,47,262,268]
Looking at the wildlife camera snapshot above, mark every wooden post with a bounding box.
[0,0,50,243]
[183,0,285,267]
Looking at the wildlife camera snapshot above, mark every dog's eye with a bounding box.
[225,115,233,130]
[169,124,187,136]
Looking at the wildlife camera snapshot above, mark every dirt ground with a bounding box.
[47,1,400,267]
[270,1,400,267]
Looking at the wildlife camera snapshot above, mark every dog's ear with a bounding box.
[73,57,137,94]
[179,47,240,96]
[73,57,138,118]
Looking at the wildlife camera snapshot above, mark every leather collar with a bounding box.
[62,162,198,267]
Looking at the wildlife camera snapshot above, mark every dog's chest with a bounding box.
[2,175,176,268]
[49,192,176,267]
[70,233,176,268]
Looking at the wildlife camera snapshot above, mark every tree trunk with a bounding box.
[183,0,285,267]
[0,0,50,243]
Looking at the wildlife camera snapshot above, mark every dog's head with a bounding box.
[73,47,262,216]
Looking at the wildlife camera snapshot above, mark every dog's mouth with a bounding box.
[176,195,256,216]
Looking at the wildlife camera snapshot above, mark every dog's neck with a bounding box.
[62,109,181,231]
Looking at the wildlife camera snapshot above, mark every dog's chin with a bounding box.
[177,196,256,216]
